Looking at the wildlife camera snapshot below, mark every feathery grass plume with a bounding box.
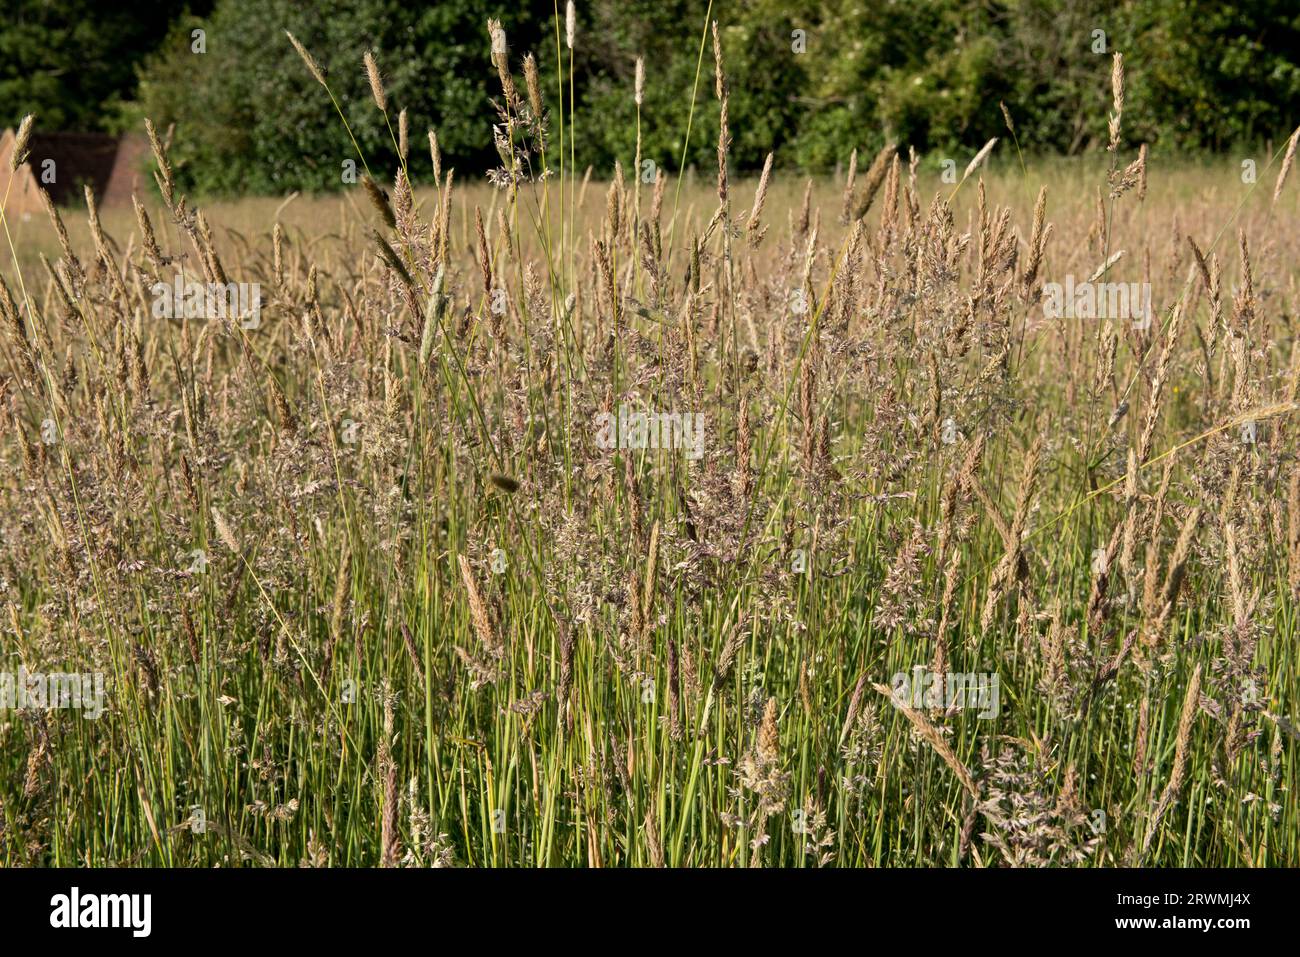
[10,114,34,171]
[372,229,415,291]
[1157,506,1202,619]
[0,275,30,351]
[12,411,38,475]
[626,572,645,643]
[642,519,660,637]
[1108,51,1125,151]
[1224,522,1249,630]
[734,389,752,499]
[1022,185,1050,292]
[979,434,1043,633]
[272,221,285,285]
[459,554,502,658]
[793,177,812,236]
[211,507,240,553]
[364,50,387,112]
[398,108,409,161]
[496,205,514,261]
[428,129,442,186]
[419,265,445,366]
[854,143,896,219]
[566,1,576,48]
[712,21,730,212]
[1134,693,1151,777]
[40,256,75,331]
[556,613,575,728]
[1233,227,1256,335]
[1111,154,1144,199]
[267,373,296,434]
[960,137,998,184]
[474,206,492,297]
[195,209,230,285]
[746,152,773,247]
[330,542,352,646]
[712,617,749,691]
[143,117,175,206]
[839,148,857,224]
[1136,143,1149,201]
[872,683,979,799]
[650,167,666,223]
[361,175,396,229]
[634,57,645,107]
[644,805,665,867]
[488,19,515,103]
[1085,249,1124,284]
[711,19,725,98]
[1143,663,1202,854]
[132,196,165,271]
[524,54,543,117]
[1137,299,1184,463]
[1273,126,1300,205]
[665,637,682,738]
[286,31,326,86]
[906,143,920,203]
[1187,236,1212,295]
[879,152,901,236]
[399,621,423,676]
[180,602,202,670]
[578,163,592,205]
[436,167,454,263]
[40,187,82,284]
[758,696,780,762]
[604,174,622,241]
[839,673,869,747]
[378,694,400,867]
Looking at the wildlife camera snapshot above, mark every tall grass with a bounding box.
[1,14,1298,868]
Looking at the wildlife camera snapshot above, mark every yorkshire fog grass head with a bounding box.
[0,8,1298,871]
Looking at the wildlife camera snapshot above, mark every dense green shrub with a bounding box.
[132,0,550,194]
[0,0,210,134]
[40,0,1300,193]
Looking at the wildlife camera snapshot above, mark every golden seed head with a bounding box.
[286,31,326,86]
[11,114,35,171]
[488,18,506,59]
[523,54,543,116]
[364,50,387,112]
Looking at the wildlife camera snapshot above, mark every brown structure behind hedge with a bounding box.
[0,129,148,219]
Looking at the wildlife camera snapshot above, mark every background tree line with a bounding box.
[5,0,1298,195]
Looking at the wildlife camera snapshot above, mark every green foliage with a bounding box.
[4,0,1297,192]
[0,0,209,133]
[571,1,809,174]
[132,0,550,194]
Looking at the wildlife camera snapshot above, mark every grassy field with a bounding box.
[1,25,1299,867]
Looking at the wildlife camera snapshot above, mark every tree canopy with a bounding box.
[5,0,1298,194]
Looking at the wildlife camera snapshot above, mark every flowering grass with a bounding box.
[1,16,1298,868]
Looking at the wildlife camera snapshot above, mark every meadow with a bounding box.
[1,19,1298,867]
